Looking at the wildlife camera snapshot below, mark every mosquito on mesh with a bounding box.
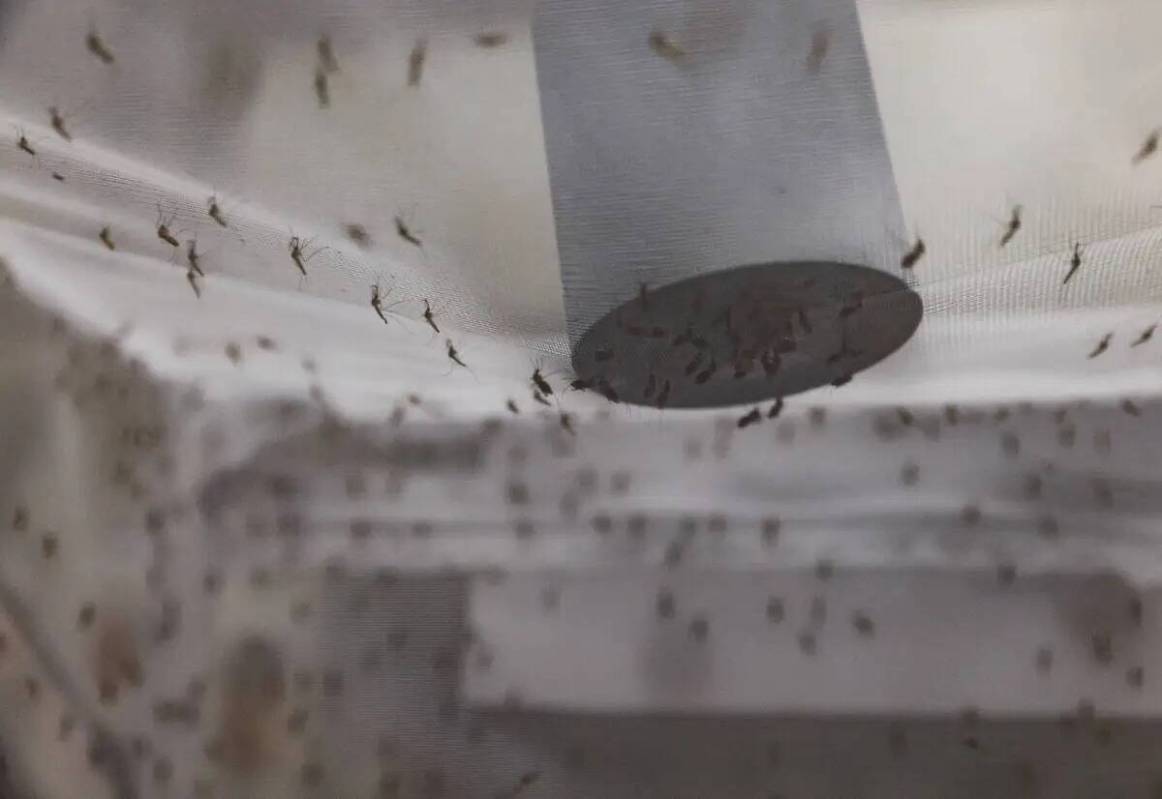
[1063,242,1083,285]
[345,223,370,248]
[317,35,339,74]
[16,129,36,156]
[1133,130,1159,165]
[408,38,428,87]
[474,32,508,49]
[86,27,115,64]
[649,30,686,63]
[207,195,229,228]
[186,239,205,277]
[806,26,829,74]
[288,234,325,275]
[156,206,180,247]
[49,107,73,141]
[370,282,406,325]
[314,67,330,109]
[422,299,440,333]
[900,237,925,269]
[532,368,553,397]
[446,339,468,370]
[99,226,115,251]
[999,205,1023,247]
[1088,333,1113,359]
[737,407,762,429]
[395,215,422,248]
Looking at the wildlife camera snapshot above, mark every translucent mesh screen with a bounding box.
[3,0,1162,797]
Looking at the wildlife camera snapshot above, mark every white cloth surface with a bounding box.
[4,0,1162,797]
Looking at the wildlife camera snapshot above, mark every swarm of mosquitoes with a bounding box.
[9,20,1154,390]
[6,31,1160,792]
[5,284,1158,799]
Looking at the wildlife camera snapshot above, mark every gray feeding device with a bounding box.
[532,0,922,408]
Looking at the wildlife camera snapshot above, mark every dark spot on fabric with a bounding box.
[153,756,173,783]
[656,590,675,620]
[78,602,96,630]
[761,517,780,546]
[852,611,875,637]
[766,597,784,624]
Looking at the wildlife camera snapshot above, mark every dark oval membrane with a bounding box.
[572,261,922,409]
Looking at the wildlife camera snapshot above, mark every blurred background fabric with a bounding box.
[4,0,1162,797]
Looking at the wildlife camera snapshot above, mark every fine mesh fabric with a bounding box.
[4,0,1162,797]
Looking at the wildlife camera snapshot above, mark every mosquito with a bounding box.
[532,368,553,396]
[1063,242,1083,285]
[1088,333,1112,359]
[86,27,115,64]
[99,226,115,251]
[422,299,439,333]
[1131,324,1156,347]
[474,32,508,48]
[317,35,339,74]
[49,107,72,141]
[649,30,685,63]
[408,38,427,87]
[370,284,390,324]
[371,281,407,325]
[156,206,180,247]
[16,130,35,156]
[901,237,926,270]
[395,215,422,248]
[999,205,1022,247]
[314,67,330,109]
[207,195,228,227]
[186,239,204,276]
[806,26,829,74]
[288,234,323,275]
[1133,130,1159,165]
[345,223,370,247]
[737,407,762,429]
[655,379,671,409]
[446,339,467,368]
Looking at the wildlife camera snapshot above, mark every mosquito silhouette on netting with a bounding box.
[369,278,411,327]
[418,297,455,342]
[205,189,248,244]
[85,13,116,65]
[14,126,38,159]
[442,337,477,380]
[394,206,426,250]
[287,230,328,279]
[883,221,926,275]
[185,233,225,278]
[527,355,568,409]
[154,203,185,253]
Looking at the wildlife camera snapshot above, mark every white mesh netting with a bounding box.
[4,0,1162,797]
